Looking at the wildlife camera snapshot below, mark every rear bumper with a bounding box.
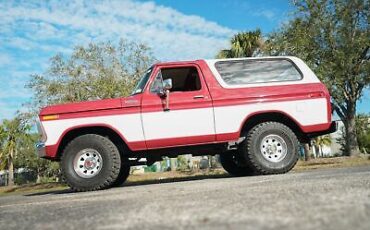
[307,121,337,138]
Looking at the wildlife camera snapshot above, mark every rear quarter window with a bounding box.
[214,59,302,85]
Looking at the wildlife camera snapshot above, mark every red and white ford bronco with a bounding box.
[37,56,336,191]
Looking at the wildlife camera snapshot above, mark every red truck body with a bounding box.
[37,56,336,191]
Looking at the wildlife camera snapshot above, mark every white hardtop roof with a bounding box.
[204,56,300,62]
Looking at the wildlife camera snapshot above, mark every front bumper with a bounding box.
[307,121,338,138]
[36,141,46,158]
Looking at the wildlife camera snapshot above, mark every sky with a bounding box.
[0,0,369,120]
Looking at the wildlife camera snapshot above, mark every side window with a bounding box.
[214,59,302,85]
[151,67,201,93]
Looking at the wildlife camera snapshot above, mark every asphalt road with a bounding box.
[0,166,369,230]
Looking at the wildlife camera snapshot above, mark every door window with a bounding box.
[150,67,201,93]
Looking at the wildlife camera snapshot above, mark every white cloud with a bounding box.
[0,71,32,101]
[219,1,279,22]
[5,37,37,51]
[253,9,277,21]
[0,101,18,120]
[0,0,235,60]
[0,53,12,67]
[0,0,236,120]
[258,10,276,20]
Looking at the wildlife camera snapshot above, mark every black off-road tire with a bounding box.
[220,151,255,176]
[112,157,130,187]
[240,122,299,175]
[61,134,121,192]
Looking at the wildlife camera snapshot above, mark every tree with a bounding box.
[0,117,31,186]
[313,135,332,157]
[0,125,6,167]
[13,133,60,183]
[265,0,370,156]
[27,39,156,111]
[355,114,370,154]
[217,29,264,58]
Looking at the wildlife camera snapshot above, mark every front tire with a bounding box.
[112,156,130,187]
[240,122,299,175]
[61,134,121,192]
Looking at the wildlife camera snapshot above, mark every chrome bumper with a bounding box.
[36,142,46,158]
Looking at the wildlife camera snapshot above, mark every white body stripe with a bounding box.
[205,56,321,89]
[42,98,328,146]
[214,98,327,134]
[42,113,145,146]
[142,107,215,140]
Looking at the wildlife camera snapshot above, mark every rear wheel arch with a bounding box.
[240,111,309,143]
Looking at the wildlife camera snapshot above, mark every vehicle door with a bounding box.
[141,64,215,149]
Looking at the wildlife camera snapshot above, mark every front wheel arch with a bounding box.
[57,126,131,160]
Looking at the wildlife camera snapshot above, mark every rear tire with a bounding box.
[61,134,121,192]
[240,122,299,175]
[220,151,255,176]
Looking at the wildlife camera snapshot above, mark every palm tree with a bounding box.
[0,117,31,186]
[314,135,332,157]
[0,125,6,165]
[0,125,7,169]
[217,29,264,58]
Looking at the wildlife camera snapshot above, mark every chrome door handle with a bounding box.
[193,95,204,99]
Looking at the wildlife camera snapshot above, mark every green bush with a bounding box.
[176,156,189,171]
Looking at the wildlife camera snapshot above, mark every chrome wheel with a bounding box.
[260,134,287,163]
[73,148,103,178]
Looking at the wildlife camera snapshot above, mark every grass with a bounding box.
[1,155,369,196]
[293,155,370,171]
[0,182,68,196]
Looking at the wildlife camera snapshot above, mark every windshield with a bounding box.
[131,67,153,95]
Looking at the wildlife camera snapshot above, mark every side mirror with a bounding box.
[163,78,172,91]
[162,78,172,111]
